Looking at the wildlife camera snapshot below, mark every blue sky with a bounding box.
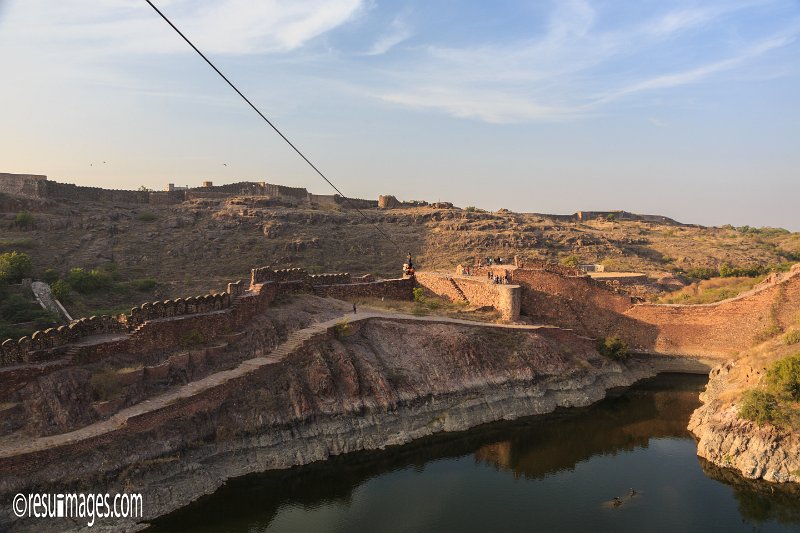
[0,0,798,229]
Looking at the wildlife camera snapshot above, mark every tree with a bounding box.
[0,251,33,283]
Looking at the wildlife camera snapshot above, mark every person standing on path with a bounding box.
[353,303,357,314]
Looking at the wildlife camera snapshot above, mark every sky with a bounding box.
[0,0,798,229]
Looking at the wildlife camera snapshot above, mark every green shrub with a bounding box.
[767,354,800,401]
[51,279,72,302]
[136,212,158,222]
[598,336,629,361]
[180,329,204,348]
[14,211,35,228]
[464,206,477,213]
[131,278,158,292]
[0,251,33,282]
[42,268,60,284]
[784,330,800,346]
[65,267,112,294]
[719,263,769,278]
[333,318,351,338]
[560,255,580,268]
[0,293,57,324]
[90,369,122,401]
[738,389,778,425]
[412,287,426,303]
[686,267,717,280]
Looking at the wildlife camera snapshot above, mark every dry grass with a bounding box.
[0,194,796,321]
[657,276,765,304]
[355,296,502,323]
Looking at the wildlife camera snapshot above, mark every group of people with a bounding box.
[481,256,505,266]
[488,270,512,284]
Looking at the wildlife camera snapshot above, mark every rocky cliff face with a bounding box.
[1,319,707,531]
[688,361,800,484]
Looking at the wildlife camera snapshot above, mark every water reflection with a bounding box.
[149,374,800,532]
[701,459,800,525]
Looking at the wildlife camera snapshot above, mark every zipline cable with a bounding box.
[143,0,402,250]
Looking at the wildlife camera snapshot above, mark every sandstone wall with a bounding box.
[313,278,413,301]
[508,263,800,358]
[0,173,47,198]
[45,181,148,203]
[0,265,411,372]
[334,195,378,209]
[624,267,800,357]
[414,272,521,321]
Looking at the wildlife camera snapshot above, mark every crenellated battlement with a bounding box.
[0,266,411,370]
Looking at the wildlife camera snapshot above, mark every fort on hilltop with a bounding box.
[0,172,683,223]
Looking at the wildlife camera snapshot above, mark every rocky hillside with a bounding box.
[688,331,800,483]
[1,190,798,314]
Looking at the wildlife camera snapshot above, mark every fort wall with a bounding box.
[0,173,47,198]
[624,267,800,357]
[507,263,800,358]
[0,267,411,373]
[414,272,520,321]
[314,278,413,301]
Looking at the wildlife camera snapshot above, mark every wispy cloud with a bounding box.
[595,32,798,104]
[365,15,412,56]
[3,0,365,55]
[368,1,800,123]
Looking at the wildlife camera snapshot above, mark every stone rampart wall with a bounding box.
[309,273,352,286]
[510,263,800,358]
[414,272,464,302]
[0,175,314,205]
[334,195,378,209]
[313,278,413,301]
[0,282,243,366]
[624,267,800,357]
[414,273,520,320]
[0,264,411,369]
[147,191,185,205]
[46,182,149,203]
[0,173,47,198]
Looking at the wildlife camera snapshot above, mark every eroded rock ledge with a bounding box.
[689,361,800,484]
[1,318,708,531]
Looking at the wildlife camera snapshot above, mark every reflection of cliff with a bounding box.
[700,459,800,525]
[151,374,707,531]
[473,376,705,479]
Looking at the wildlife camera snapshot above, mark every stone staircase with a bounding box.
[448,278,469,302]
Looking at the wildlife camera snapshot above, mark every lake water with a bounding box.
[150,374,800,532]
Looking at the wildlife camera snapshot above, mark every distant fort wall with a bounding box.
[0,173,380,209]
[0,174,48,198]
